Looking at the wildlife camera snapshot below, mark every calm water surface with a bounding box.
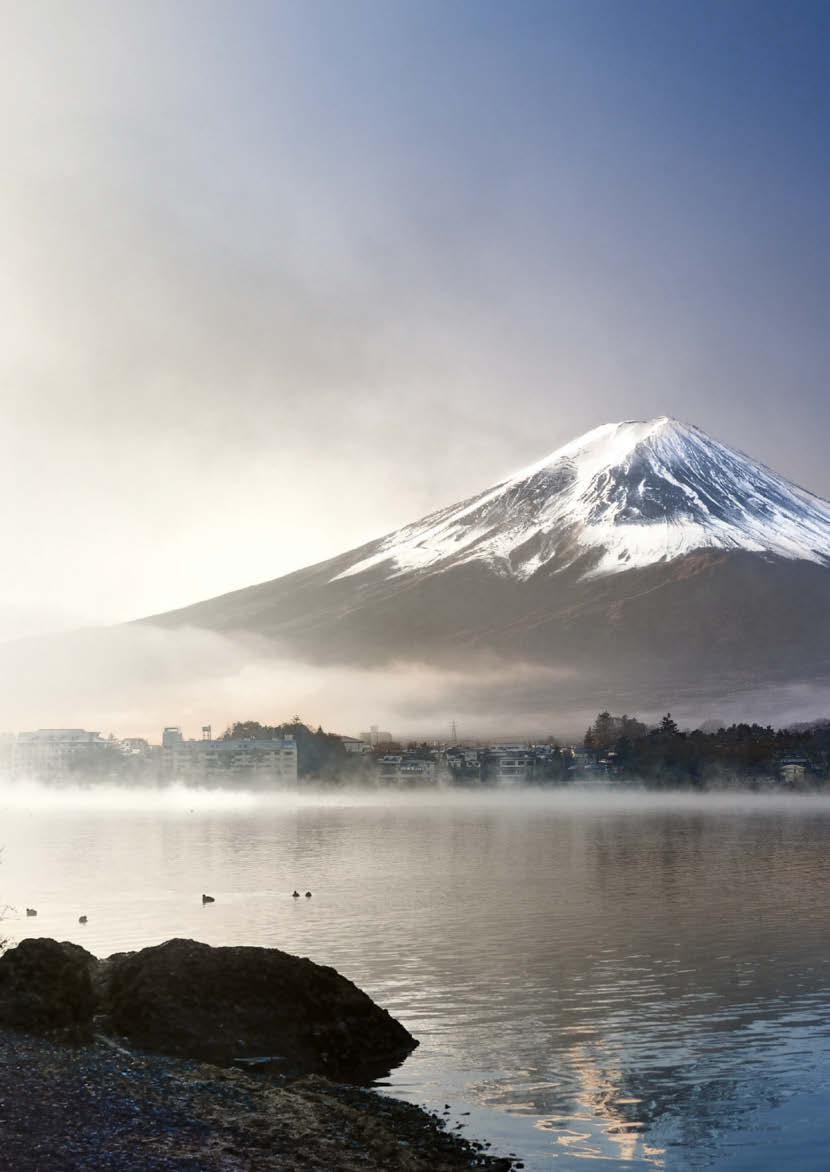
[3,785,830,1170]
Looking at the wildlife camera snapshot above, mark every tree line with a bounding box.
[583,710,830,786]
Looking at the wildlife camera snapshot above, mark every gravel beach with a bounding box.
[0,1028,519,1171]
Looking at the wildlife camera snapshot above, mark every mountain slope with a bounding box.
[143,418,830,710]
[331,417,830,583]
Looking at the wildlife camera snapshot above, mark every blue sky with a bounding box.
[0,1,828,635]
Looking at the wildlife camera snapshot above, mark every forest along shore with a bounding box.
[0,1028,518,1171]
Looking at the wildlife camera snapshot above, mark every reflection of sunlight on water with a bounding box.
[545,971,667,1164]
[547,1043,665,1165]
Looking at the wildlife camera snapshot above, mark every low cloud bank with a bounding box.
[0,622,828,740]
[0,623,577,739]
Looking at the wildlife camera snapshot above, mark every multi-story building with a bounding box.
[378,754,403,781]
[398,758,436,784]
[480,743,531,785]
[13,729,111,779]
[341,736,371,755]
[377,752,437,785]
[361,727,393,747]
[161,728,298,785]
[445,746,482,783]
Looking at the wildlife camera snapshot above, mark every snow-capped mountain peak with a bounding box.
[509,415,677,485]
[333,417,830,583]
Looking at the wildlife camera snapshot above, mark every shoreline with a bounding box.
[0,1027,520,1170]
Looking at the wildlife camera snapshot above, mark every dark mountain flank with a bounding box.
[141,419,830,709]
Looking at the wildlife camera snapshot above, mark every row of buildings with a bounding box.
[0,726,583,787]
[376,742,580,786]
[0,726,298,785]
[19,726,812,788]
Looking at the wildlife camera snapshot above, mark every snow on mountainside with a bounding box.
[333,417,830,583]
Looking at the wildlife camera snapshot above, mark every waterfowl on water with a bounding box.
[25,908,37,916]
[201,893,215,904]
[78,915,88,924]
[305,891,312,898]
[292,890,300,898]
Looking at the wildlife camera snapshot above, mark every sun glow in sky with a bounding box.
[1,1,828,639]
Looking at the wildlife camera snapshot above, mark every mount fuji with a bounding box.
[145,417,830,716]
[331,417,830,583]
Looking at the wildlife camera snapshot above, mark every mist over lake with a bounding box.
[4,784,830,1169]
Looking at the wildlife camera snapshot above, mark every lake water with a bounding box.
[3,785,830,1170]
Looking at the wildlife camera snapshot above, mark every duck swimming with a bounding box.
[78,915,88,924]
[292,890,300,898]
[201,893,215,904]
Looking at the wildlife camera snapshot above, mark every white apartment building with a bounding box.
[341,736,371,754]
[161,729,298,785]
[13,729,109,779]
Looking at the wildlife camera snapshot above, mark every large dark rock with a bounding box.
[102,938,417,1077]
[0,938,97,1038]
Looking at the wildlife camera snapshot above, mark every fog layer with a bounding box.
[0,620,829,740]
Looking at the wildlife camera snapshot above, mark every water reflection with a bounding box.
[3,787,830,1169]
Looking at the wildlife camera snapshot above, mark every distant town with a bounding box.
[1,712,830,789]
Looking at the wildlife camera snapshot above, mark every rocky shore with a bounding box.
[0,1028,517,1170]
[0,938,521,1170]
[0,936,417,1079]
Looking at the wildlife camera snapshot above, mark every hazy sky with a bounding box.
[2,0,829,640]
